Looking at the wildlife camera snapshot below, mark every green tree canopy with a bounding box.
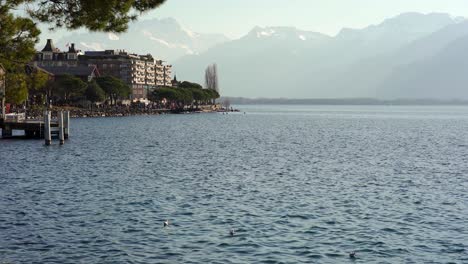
[96,76,131,104]
[179,81,203,89]
[0,5,40,104]
[150,85,221,110]
[5,73,28,104]
[0,5,40,69]
[52,74,87,102]
[7,0,167,33]
[27,69,49,92]
[85,81,106,103]
[189,87,205,102]
[150,87,178,102]
[26,69,51,105]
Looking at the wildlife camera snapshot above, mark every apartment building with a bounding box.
[155,60,173,87]
[163,64,173,87]
[33,39,175,100]
[80,51,159,100]
[155,60,165,86]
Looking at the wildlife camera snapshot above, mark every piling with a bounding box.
[1,124,12,138]
[64,111,70,139]
[58,111,64,145]
[44,111,51,145]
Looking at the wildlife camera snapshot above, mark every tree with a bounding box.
[204,88,220,104]
[85,81,105,103]
[205,64,219,93]
[176,88,193,106]
[52,74,87,103]
[5,73,28,104]
[0,5,40,69]
[27,69,50,105]
[27,70,49,92]
[150,84,220,110]
[5,0,166,33]
[179,81,203,89]
[0,5,41,105]
[96,76,131,105]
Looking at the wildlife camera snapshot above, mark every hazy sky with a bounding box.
[143,0,468,38]
[38,0,468,40]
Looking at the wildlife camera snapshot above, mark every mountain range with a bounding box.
[174,12,468,100]
[49,13,468,100]
[50,17,229,62]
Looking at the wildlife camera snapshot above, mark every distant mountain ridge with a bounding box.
[49,17,229,62]
[47,13,468,99]
[174,12,468,100]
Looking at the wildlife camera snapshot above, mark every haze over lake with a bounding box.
[1,105,467,263]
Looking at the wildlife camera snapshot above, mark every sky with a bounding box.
[38,0,468,40]
[142,0,468,38]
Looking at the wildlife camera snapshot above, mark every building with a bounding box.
[40,65,100,82]
[171,75,180,88]
[163,64,173,87]
[33,39,80,68]
[155,60,173,87]
[155,60,165,86]
[32,39,99,82]
[80,50,165,100]
[33,39,175,100]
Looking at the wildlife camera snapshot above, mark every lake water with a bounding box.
[1,105,467,263]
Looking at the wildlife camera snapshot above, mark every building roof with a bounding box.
[41,39,57,52]
[68,43,78,53]
[26,65,55,76]
[40,65,100,77]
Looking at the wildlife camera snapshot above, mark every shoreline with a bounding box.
[13,105,237,119]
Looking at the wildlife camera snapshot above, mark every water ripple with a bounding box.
[1,106,468,263]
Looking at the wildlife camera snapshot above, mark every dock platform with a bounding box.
[1,111,69,142]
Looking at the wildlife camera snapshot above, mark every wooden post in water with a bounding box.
[58,111,64,145]
[44,111,51,145]
[64,111,70,139]
[1,124,12,138]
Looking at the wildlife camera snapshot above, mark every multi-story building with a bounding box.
[33,39,175,100]
[155,60,165,87]
[33,39,99,82]
[163,64,173,87]
[155,60,173,87]
[80,50,159,100]
[33,39,80,68]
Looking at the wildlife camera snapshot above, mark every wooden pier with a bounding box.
[0,111,70,144]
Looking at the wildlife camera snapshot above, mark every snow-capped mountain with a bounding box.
[174,12,468,99]
[247,26,330,42]
[50,17,229,62]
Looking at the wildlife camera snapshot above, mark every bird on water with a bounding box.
[349,251,356,259]
[164,220,169,227]
[230,229,235,236]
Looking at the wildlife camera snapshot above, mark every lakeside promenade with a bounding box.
[10,104,222,119]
